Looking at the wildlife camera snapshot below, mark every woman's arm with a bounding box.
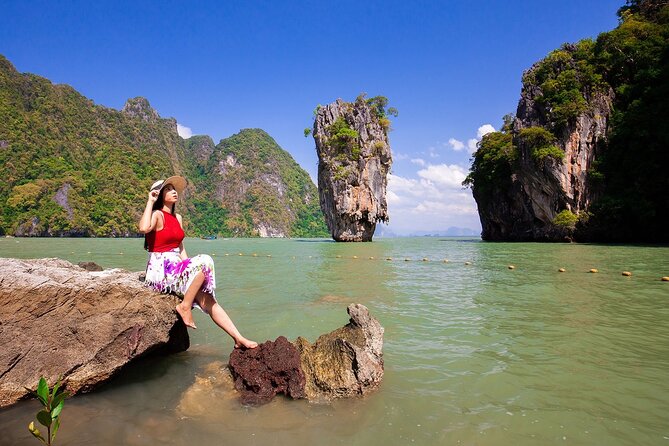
[138,190,159,233]
[176,214,188,260]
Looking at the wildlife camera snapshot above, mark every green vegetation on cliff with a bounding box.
[0,56,327,237]
[465,0,669,242]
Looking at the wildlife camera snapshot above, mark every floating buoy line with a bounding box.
[176,252,669,281]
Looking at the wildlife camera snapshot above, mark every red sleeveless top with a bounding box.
[146,210,185,252]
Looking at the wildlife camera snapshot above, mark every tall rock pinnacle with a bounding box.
[313,96,392,241]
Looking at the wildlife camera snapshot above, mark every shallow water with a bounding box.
[0,237,668,445]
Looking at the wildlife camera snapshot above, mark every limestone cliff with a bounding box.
[470,44,613,241]
[313,97,392,241]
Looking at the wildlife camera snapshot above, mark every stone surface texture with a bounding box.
[228,303,384,405]
[295,303,384,401]
[228,336,306,405]
[474,48,613,241]
[0,258,189,408]
[313,97,392,241]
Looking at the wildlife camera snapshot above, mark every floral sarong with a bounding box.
[145,249,216,312]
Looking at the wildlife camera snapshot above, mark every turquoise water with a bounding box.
[0,237,668,445]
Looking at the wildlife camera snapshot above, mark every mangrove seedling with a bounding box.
[26,376,69,446]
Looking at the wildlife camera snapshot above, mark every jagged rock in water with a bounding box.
[313,97,392,241]
[0,258,189,408]
[227,304,384,405]
[228,336,306,405]
[295,303,384,401]
[472,45,613,241]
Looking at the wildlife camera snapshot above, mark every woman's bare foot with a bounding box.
[175,303,197,329]
[234,337,258,349]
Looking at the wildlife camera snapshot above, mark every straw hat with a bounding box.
[150,176,188,196]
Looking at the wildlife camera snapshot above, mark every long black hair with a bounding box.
[144,186,177,251]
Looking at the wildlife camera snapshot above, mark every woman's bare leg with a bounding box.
[175,271,204,329]
[196,291,258,349]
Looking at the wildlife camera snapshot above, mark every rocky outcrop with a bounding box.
[227,303,384,405]
[473,46,613,241]
[296,303,384,400]
[313,97,392,241]
[0,258,189,408]
[121,97,161,123]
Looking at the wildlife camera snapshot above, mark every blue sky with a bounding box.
[1,0,622,234]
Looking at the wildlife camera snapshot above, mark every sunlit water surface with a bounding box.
[0,237,668,445]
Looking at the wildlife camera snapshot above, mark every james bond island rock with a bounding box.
[466,43,613,242]
[227,304,384,405]
[0,258,189,408]
[313,96,393,241]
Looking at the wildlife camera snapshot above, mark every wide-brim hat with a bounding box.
[150,176,188,197]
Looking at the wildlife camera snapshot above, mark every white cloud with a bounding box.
[448,138,465,151]
[410,158,426,166]
[467,138,478,153]
[417,163,468,188]
[177,123,193,139]
[477,124,495,138]
[386,168,480,234]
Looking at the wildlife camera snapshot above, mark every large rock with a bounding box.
[472,44,613,241]
[296,303,384,400]
[228,303,384,405]
[0,258,189,408]
[313,97,392,241]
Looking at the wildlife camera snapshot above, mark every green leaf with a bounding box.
[51,400,64,418]
[36,409,52,428]
[37,377,49,404]
[51,417,61,442]
[51,391,68,410]
[51,378,61,399]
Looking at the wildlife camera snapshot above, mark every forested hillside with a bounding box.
[0,55,327,237]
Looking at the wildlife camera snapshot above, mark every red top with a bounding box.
[146,210,185,252]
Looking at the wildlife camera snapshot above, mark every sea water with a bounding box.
[0,237,667,445]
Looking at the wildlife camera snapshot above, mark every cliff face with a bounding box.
[471,45,613,241]
[313,97,392,241]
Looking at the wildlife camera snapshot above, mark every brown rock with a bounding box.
[228,336,306,405]
[296,303,384,400]
[0,258,189,408]
[77,261,104,272]
[226,304,384,405]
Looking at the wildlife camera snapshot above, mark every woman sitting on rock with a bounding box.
[139,176,257,349]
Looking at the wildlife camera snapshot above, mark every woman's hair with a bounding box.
[144,186,177,251]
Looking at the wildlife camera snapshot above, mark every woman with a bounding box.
[139,176,257,349]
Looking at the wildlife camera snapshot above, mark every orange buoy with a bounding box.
[622,271,632,277]
[558,268,566,272]
[508,265,515,270]
[662,276,669,282]
[589,268,598,273]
